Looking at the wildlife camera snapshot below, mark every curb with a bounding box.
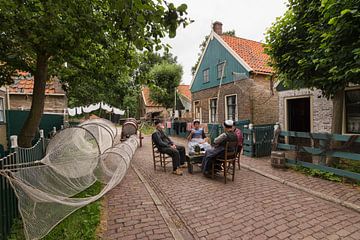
[132,165,185,240]
[240,163,360,213]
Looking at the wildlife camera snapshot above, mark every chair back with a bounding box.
[224,141,238,160]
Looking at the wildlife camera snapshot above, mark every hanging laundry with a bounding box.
[113,107,125,115]
[67,108,76,116]
[101,102,113,112]
[76,107,82,115]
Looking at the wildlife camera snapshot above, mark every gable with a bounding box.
[190,35,250,93]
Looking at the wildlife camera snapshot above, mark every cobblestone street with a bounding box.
[103,135,360,240]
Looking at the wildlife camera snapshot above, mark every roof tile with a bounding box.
[9,74,65,95]
[220,35,273,74]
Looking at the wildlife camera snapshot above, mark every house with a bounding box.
[140,84,192,120]
[276,83,360,134]
[190,22,278,125]
[8,72,67,113]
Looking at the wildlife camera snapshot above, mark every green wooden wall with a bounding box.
[190,36,250,93]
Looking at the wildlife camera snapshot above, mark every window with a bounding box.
[217,62,225,79]
[209,98,217,123]
[226,95,237,121]
[203,68,209,83]
[345,89,360,134]
[194,101,201,121]
[0,98,4,123]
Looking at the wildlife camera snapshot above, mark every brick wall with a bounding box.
[278,89,333,133]
[10,94,67,113]
[251,74,279,125]
[192,75,278,125]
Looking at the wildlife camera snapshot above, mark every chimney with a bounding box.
[212,21,223,35]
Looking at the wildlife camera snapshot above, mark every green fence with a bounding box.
[276,131,360,181]
[0,137,45,239]
[243,124,275,157]
[208,120,250,144]
[6,110,64,142]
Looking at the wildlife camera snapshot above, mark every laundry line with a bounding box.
[67,102,125,117]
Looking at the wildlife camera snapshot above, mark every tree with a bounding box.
[149,62,183,109]
[191,30,235,76]
[265,0,360,134]
[0,0,190,146]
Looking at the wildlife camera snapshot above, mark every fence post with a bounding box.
[40,129,45,156]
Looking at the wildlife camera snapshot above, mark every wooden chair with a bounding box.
[212,141,238,184]
[237,147,242,170]
[152,140,172,172]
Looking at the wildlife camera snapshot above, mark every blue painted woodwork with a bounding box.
[191,37,249,93]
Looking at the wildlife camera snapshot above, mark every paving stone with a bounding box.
[102,135,360,240]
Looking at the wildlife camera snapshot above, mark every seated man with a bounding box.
[187,119,212,155]
[152,119,186,175]
[202,120,238,177]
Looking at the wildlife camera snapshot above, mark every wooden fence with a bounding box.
[276,131,360,181]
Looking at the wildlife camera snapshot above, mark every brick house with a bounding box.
[8,72,67,114]
[276,83,360,134]
[190,22,278,125]
[140,85,192,120]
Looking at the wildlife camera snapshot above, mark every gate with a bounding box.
[243,124,275,157]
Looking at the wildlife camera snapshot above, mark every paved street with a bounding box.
[103,135,360,240]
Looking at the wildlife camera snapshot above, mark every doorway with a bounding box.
[286,97,312,160]
[287,97,311,132]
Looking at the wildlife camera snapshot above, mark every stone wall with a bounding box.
[278,89,333,133]
[10,94,67,114]
[191,75,278,125]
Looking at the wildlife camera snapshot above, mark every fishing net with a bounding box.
[1,119,138,240]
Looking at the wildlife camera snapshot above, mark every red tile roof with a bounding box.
[142,87,162,107]
[142,85,191,107]
[9,75,65,95]
[177,84,191,100]
[220,35,273,74]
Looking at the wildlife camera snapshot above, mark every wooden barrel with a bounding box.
[271,151,286,168]
[121,118,138,140]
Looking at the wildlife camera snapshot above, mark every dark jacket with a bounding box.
[214,131,238,147]
[152,129,173,150]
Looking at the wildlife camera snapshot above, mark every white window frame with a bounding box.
[193,100,202,123]
[208,97,218,123]
[224,94,238,121]
[217,61,226,79]
[203,68,209,83]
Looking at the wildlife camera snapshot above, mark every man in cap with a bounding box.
[187,119,212,155]
[152,119,186,175]
[202,119,238,177]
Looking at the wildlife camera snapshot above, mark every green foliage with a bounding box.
[0,0,191,145]
[191,30,235,76]
[7,181,103,240]
[149,62,183,109]
[139,122,156,135]
[292,165,342,182]
[265,0,360,98]
[335,159,360,174]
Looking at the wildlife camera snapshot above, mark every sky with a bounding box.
[164,0,288,85]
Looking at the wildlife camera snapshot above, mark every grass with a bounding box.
[291,165,343,183]
[140,122,155,135]
[7,181,103,240]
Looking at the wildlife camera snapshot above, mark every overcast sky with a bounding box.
[164,0,288,85]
